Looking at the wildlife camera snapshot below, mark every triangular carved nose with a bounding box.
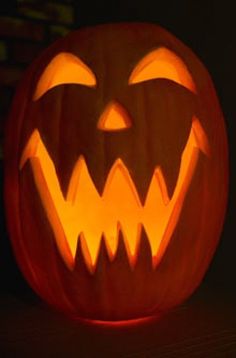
[97,101,132,131]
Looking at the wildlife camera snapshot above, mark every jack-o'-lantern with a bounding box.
[4,23,228,322]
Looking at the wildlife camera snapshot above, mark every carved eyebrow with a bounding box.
[128,47,196,93]
[34,52,96,101]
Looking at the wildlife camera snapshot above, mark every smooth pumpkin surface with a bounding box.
[4,23,228,322]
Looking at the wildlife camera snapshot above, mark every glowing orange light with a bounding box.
[81,315,155,327]
[97,101,131,131]
[34,52,96,101]
[129,47,196,93]
[20,116,209,273]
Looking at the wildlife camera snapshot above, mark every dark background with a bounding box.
[0,0,235,357]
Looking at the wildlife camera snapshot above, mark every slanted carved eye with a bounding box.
[129,47,196,93]
[34,52,96,100]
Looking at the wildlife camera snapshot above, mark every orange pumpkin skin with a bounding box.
[4,23,228,322]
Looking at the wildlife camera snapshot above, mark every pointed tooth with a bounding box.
[130,167,154,206]
[143,205,169,261]
[160,159,181,200]
[114,229,132,270]
[94,235,111,274]
[145,168,164,209]
[80,232,101,274]
[135,226,153,272]
[146,166,170,206]
[119,222,141,268]
[67,156,100,204]
[103,225,119,262]
[66,156,85,202]
[103,158,141,207]
[74,234,92,275]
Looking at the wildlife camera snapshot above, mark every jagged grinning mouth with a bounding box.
[20,116,209,273]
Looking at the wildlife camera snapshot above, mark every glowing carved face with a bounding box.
[5,23,228,322]
[20,47,209,273]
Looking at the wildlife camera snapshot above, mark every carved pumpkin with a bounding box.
[4,23,228,322]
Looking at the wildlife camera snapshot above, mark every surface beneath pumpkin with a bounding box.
[0,284,235,357]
